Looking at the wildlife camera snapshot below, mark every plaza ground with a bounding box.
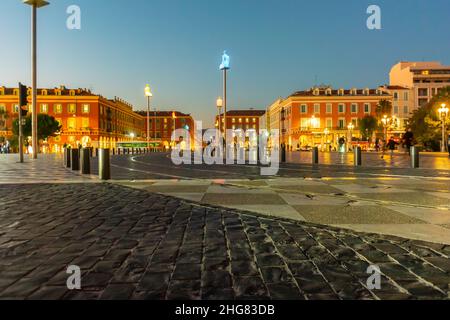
[0,153,449,300]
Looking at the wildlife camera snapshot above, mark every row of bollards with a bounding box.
[64,147,159,180]
[280,145,422,168]
[64,148,111,180]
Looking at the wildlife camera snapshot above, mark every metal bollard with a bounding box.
[99,149,111,180]
[71,148,80,171]
[80,148,91,174]
[281,145,286,163]
[411,146,420,168]
[65,148,71,168]
[312,147,319,165]
[354,146,362,166]
[63,148,68,167]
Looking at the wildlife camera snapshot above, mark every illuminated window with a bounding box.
[239,118,242,123]
[246,118,249,123]
[0,104,6,112]
[68,104,76,114]
[82,118,90,129]
[232,118,236,123]
[253,118,256,123]
[40,104,48,113]
[67,118,76,130]
[326,118,333,128]
[82,104,90,114]
[314,104,320,114]
[54,104,62,114]
[422,70,429,75]
[13,104,19,113]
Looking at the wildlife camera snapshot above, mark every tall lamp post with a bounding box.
[347,123,355,151]
[324,128,330,152]
[381,115,390,141]
[438,103,449,152]
[219,51,230,158]
[23,0,49,159]
[216,97,223,146]
[144,84,153,149]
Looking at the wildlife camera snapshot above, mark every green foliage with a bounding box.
[375,99,393,119]
[408,86,450,151]
[13,114,62,142]
[359,115,378,140]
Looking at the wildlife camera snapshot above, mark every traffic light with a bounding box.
[18,83,28,117]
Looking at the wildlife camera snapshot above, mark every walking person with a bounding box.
[387,137,398,158]
[403,128,414,155]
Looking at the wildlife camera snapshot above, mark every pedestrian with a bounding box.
[387,136,398,158]
[403,128,414,155]
[338,137,346,153]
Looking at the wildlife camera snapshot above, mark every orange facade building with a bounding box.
[135,111,195,150]
[0,86,194,153]
[266,87,393,150]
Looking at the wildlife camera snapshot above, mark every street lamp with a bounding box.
[438,103,449,152]
[23,0,49,159]
[324,128,330,152]
[220,51,230,158]
[216,97,223,144]
[144,84,153,149]
[347,123,355,151]
[381,115,390,141]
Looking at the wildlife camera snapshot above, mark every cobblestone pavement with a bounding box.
[1,183,449,300]
[117,176,450,245]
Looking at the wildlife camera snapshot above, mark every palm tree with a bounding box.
[375,99,393,119]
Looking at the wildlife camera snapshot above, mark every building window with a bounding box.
[301,119,309,130]
[351,103,358,113]
[301,105,307,113]
[394,106,399,115]
[245,118,249,123]
[364,103,370,114]
[68,104,76,114]
[338,118,345,129]
[40,104,48,113]
[404,106,409,114]
[338,104,345,113]
[0,104,6,112]
[239,118,242,123]
[54,104,62,114]
[82,104,90,114]
[418,88,428,97]
[404,92,409,101]
[326,103,332,114]
[13,104,19,113]
[314,104,320,114]
[253,118,257,123]
[393,92,399,101]
[326,118,332,129]
[67,118,76,130]
[82,118,89,129]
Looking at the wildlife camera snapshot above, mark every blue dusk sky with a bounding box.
[1,0,449,127]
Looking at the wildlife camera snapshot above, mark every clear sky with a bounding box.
[1,0,449,127]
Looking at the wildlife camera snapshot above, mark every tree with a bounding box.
[408,86,450,151]
[375,99,393,119]
[13,114,62,151]
[359,115,378,141]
